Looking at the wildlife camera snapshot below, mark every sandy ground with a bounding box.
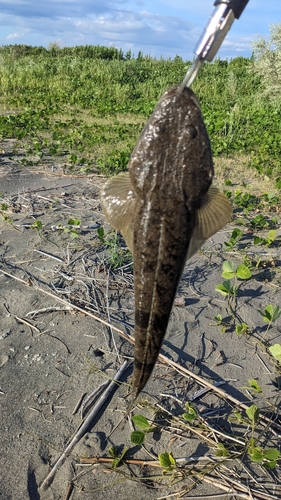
[0,139,281,499]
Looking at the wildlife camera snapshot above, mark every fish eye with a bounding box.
[187,124,197,138]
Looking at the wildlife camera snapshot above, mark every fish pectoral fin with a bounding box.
[100,171,137,253]
[187,186,232,260]
[197,185,233,239]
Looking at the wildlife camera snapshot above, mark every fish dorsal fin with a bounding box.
[186,186,232,260]
[99,172,137,253]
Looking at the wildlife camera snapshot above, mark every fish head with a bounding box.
[129,85,214,211]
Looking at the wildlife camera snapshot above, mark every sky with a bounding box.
[0,1,279,60]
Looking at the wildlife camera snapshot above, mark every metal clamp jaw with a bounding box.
[181,0,249,88]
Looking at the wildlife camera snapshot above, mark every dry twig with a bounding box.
[40,360,129,490]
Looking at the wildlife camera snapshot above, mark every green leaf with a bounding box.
[228,411,245,424]
[183,410,197,421]
[222,260,235,279]
[216,443,229,457]
[64,228,79,238]
[130,430,145,445]
[232,228,243,238]
[158,452,176,471]
[222,271,235,279]
[254,236,262,245]
[264,461,277,470]
[97,226,105,242]
[131,414,150,430]
[215,284,229,296]
[119,446,128,462]
[112,457,121,468]
[31,220,43,230]
[215,314,222,324]
[259,305,281,323]
[169,453,176,467]
[258,307,272,322]
[222,260,235,273]
[267,305,281,322]
[267,229,277,240]
[215,280,236,296]
[67,218,80,226]
[109,446,128,467]
[183,402,197,421]
[236,323,249,335]
[246,404,260,424]
[108,446,118,458]
[269,343,281,362]
[264,449,280,461]
[249,449,264,462]
[248,379,262,393]
[236,264,252,280]
[223,280,234,294]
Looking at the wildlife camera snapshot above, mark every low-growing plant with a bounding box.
[224,227,243,250]
[97,227,132,269]
[254,229,280,247]
[63,217,81,238]
[158,452,177,474]
[269,343,281,363]
[182,401,197,422]
[215,260,252,331]
[241,379,262,394]
[108,445,129,468]
[258,304,281,333]
[228,404,280,468]
[30,220,43,231]
[235,322,250,335]
[215,260,251,299]
[130,414,156,445]
[0,203,17,228]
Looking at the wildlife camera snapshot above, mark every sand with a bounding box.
[0,139,281,499]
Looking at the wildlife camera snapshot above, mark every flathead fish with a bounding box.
[100,85,232,399]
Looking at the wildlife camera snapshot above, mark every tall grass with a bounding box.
[0,44,280,181]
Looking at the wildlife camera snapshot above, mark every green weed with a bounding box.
[235,322,250,335]
[215,260,253,334]
[158,452,177,474]
[130,414,156,446]
[224,228,243,250]
[97,227,131,269]
[63,217,81,238]
[215,260,251,299]
[108,445,129,468]
[30,220,43,231]
[242,379,262,394]
[258,304,281,332]
[254,229,280,247]
[269,344,281,363]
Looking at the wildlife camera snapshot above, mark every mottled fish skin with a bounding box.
[129,85,213,397]
[100,84,232,400]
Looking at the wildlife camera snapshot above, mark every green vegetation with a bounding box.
[108,402,281,484]
[0,42,280,184]
[97,226,131,268]
[215,259,252,299]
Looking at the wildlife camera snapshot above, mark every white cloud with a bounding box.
[6,31,21,40]
[0,0,278,59]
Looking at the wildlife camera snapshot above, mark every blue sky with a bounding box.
[0,1,279,59]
